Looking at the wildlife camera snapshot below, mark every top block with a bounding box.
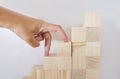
[71,27,86,42]
[56,41,71,56]
[83,12,101,27]
[43,53,58,70]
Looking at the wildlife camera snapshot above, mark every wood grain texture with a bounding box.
[72,42,86,56]
[86,27,100,42]
[43,54,58,70]
[30,65,41,79]
[36,65,44,79]
[56,41,71,56]
[58,70,71,79]
[86,69,99,79]
[86,56,100,69]
[71,27,86,42]
[72,56,86,70]
[44,70,58,79]
[57,57,71,70]
[86,42,101,56]
[83,12,101,27]
[72,69,86,79]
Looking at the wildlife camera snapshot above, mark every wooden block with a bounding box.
[30,66,36,79]
[57,57,71,70]
[36,65,44,79]
[86,69,99,79]
[86,56,100,69]
[72,69,86,79]
[83,12,101,27]
[30,65,41,79]
[72,56,86,70]
[72,42,86,56]
[71,27,86,42]
[23,76,30,79]
[56,41,71,56]
[58,70,71,79]
[86,27,100,42]
[43,54,57,70]
[86,42,101,56]
[44,70,57,79]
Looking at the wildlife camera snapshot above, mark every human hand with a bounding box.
[0,7,68,56]
[10,20,68,56]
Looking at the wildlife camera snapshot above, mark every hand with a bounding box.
[10,20,68,56]
[0,7,68,56]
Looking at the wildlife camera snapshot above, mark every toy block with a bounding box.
[71,27,86,42]
[58,70,71,79]
[72,42,86,56]
[86,27,101,42]
[44,70,57,79]
[57,57,71,70]
[56,41,71,56]
[43,53,57,70]
[36,65,44,79]
[30,66,36,79]
[86,42,101,56]
[83,12,101,27]
[30,65,40,79]
[86,56,100,69]
[72,56,86,70]
[72,69,86,79]
[23,76,30,79]
[86,69,99,79]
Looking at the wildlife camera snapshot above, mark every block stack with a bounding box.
[22,12,101,79]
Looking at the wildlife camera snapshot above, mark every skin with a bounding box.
[0,7,68,56]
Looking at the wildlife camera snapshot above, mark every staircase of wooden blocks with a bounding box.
[22,12,101,79]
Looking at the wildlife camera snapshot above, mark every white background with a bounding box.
[0,0,120,79]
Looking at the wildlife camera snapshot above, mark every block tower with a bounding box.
[22,12,101,79]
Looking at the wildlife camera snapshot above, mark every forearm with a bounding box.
[0,7,41,30]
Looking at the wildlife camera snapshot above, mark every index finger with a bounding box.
[55,25,68,42]
[41,23,68,42]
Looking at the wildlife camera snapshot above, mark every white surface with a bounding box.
[0,0,120,79]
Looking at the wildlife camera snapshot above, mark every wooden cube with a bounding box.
[86,69,99,79]
[56,41,71,56]
[36,65,44,79]
[71,27,86,42]
[86,56,100,69]
[72,42,86,56]
[86,42,101,56]
[57,57,71,70]
[58,70,71,79]
[43,53,58,70]
[72,69,86,79]
[44,70,58,79]
[83,12,101,27]
[86,27,100,42]
[30,65,40,79]
[72,56,86,70]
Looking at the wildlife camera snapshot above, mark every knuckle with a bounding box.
[45,34,49,39]
[43,32,51,39]
[31,44,36,48]
[26,37,39,48]
[47,33,52,39]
